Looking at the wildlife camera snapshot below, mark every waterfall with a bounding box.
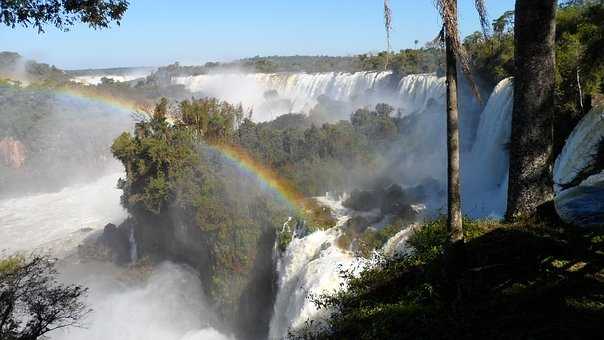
[462,78,514,218]
[129,226,138,264]
[269,195,422,338]
[396,74,446,115]
[173,71,411,121]
[269,229,369,340]
[553,107,604,226]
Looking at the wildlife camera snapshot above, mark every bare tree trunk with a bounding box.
[506,0,557,220]
[576,46,584,114]
[445,0,463,243]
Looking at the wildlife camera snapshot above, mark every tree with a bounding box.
[493,10,515,38]
[0,255,89,340]
[0,0,129,33]
[506,0,557,219]
[441,0,463,243]
[383,1,487,244]
[434,0,488,244]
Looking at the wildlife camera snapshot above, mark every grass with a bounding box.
[292,211,604,340]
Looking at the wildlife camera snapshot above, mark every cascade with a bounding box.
[129,225,138,263]
[462,78,514,218]
[173,71,447,121]
[269,196,366,340]
[553,107,604,226]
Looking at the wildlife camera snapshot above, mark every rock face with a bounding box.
[100,222,131,264]
[553,106,604,227]
[0,137,26,168]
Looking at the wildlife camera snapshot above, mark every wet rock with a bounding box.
[345,216,370,234]
[343,189,381,211]
[99,223,130,264]
[380,184,407,215]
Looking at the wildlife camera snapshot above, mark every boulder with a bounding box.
[381,184,407,215]
[99,222,131,264]
[345,216,370,234]
[343,189,381,212]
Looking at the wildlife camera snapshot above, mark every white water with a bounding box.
[554,107,604,190]
[72,69,155,85]
[174,71,446,121]
[269,194,424,338]
[269,198,367,339]
[553,106,604,226]
[0,172,127,257]
[462,78,514,218]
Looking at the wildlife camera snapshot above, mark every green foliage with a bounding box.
[351,220,407,258]
[555,2,604,151]
[0,256,24,274]
[179,97,243,142]
[298,217,604,340]
[407,217,494,262]
[237,105,403,197]
[0,52,70,84]
[358,48,444,76]
[0,0,129,33]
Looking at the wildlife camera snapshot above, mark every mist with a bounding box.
[51,261,231,340]
[0,86,134,198]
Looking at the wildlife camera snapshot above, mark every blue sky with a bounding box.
[0,0,515,69]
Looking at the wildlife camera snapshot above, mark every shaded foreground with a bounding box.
[300,211,604,339]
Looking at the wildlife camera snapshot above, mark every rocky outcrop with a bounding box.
[0,137,26,168]
[554,106,604,227]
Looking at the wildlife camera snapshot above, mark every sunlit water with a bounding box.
[0,172,126,257]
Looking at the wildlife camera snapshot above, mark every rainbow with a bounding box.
[5,81,307,213]
[56,86,150,115]
[6,82,151,116]
[206,143,307,214]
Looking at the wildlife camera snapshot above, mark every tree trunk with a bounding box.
[445,0,463,243]
[506,0,557,220]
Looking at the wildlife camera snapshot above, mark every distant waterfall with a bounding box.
[173,71,449,121]
[396,73,446,115]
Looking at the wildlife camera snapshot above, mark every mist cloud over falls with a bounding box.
[50,262,232,340]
